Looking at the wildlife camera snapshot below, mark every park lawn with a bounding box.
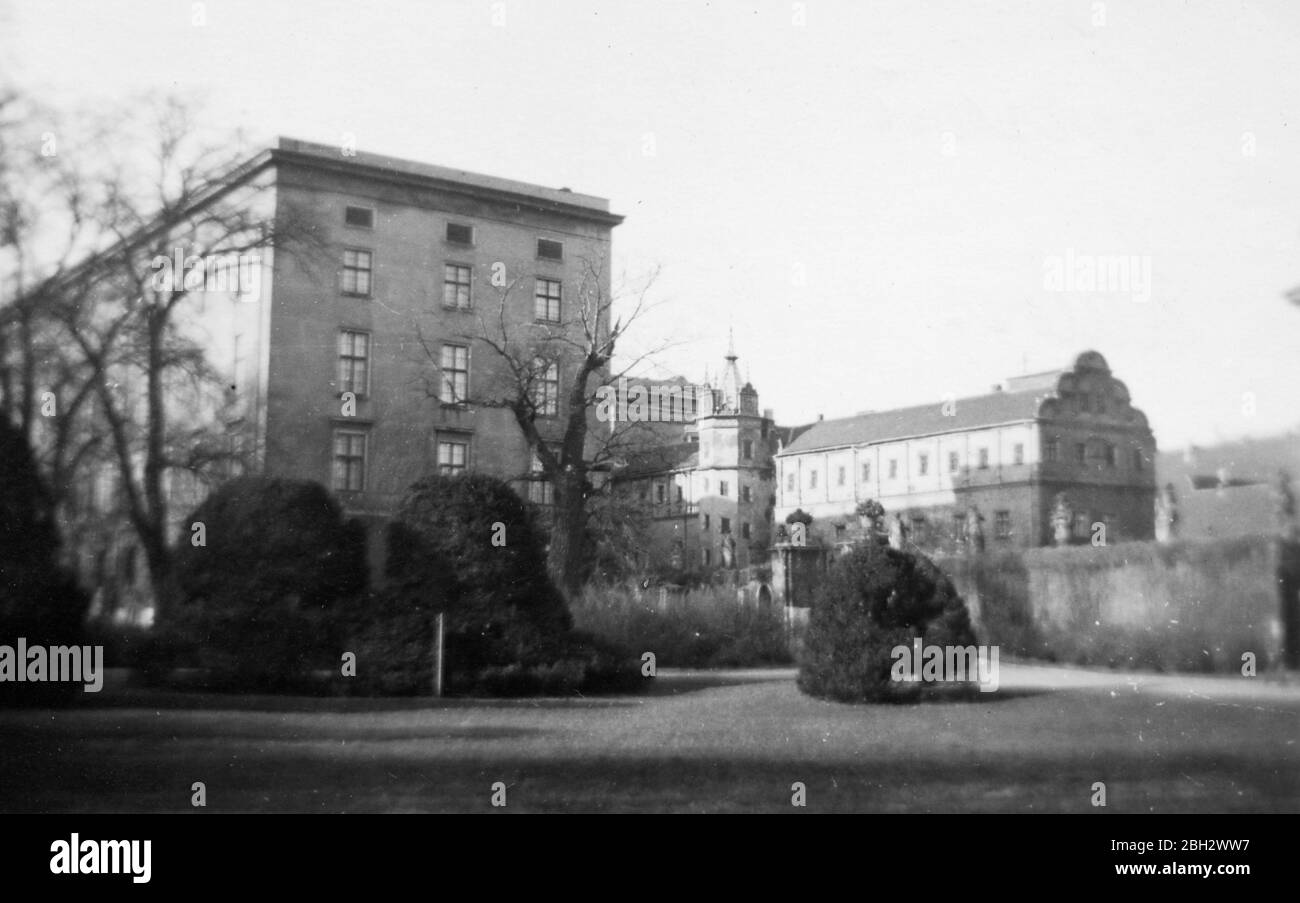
[0,666,1296,813]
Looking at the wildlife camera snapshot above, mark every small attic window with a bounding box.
[446,222,474,245]
[344,206,374,228]
[537,238,564,261]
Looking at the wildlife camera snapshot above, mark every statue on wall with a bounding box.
[1275,469,1296,541]
[965,505,985,553]
[887,513,908,550]
[1050,493,1073,546]
[1154,482,1178,543]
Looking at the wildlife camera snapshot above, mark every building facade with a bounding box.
[774,351,1157,550]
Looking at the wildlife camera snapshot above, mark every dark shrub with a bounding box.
[798,541,978,703]
[387,474,571,685]
[166,476,367,691]
[0,415,90,707]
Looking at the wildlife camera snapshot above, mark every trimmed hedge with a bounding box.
[798,541,978,703]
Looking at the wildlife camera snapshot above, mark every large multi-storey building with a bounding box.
[774,351,1157,549]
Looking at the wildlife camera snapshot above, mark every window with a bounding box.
[534,278,562,322]
[918,454,929,476]
[809,470,818,489]
[743,439,753,460]
[655,482,665,504]
[1133,448,1145,471]
[703,514,711,531]
[1045,438,1059,463]
[1013,443,1024,466]
[952,513,965,539]
[338,331,370,397]
[675,485,683,502]
[440,344,469,403]
[719,480,729,497]
[332,430,366,491]
[720,517,731,534]
[994,511,1011,540]
[703,548,711,566]
[537,238,564,261]
[443,264,471,309]
[741,486,752,503]
[341,249,372,296]
[533,360,559,416]
[977,448,989,470]
[948,451,959,473]
[528,452,553,505]
[1105,443,1118,469]
[742,522,751,539]
[889,459,898,479]
[1074,443,1087,465]
[437,439,468,475]
[862,462,871,482]
[446,222,474,245]
[344,206,374,228]
[786,473,795,492]
[1072,512,1090,539]
[837,466,846,486]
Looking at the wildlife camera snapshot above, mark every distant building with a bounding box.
[1156,432,1300,540]
[774,351,1157,549]
[610,339,811,574]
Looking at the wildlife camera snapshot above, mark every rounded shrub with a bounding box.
[0,415,90,707]
[166,476,367,691]
[798,540,978,703]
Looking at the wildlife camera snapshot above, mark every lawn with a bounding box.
[0,665,1296,812]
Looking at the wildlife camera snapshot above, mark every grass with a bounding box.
[0,665,1296,813]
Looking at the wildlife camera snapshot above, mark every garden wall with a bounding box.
[933,536,1291,673]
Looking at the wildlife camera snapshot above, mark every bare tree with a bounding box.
[416,253,669,597]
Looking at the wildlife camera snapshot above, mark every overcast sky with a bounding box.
[5,0,1299,450]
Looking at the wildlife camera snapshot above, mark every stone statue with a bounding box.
[1051,493,1073,546]
[722,534,737,569]
[1155,483,1178,543]
[888,513,908,550]
[1276,469,1297,541]
[965,505,985,553]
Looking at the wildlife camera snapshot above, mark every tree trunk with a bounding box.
[547,470,589,599]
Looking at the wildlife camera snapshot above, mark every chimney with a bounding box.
[817,413,824,421]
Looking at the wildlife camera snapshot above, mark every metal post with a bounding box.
[434,612,444,698]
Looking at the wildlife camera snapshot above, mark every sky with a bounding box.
[3,0,1299,451]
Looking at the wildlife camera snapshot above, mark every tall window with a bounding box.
[443,264,471,309]
[994,511,1012,540]
[809,470,818,489]
[948,451,959,473]
[1105,442,1118,469]
[977,448,989,469]
[741,522,751,540]
[837,466,846,486]
[341,249,372,296]
[332,430,366,491]
[1133,448,1145,471]
[655,482,666,504]
[1013,443,1024,465]
[437,439,468,475]
[1074,443,1087,465]
[862,462,871,482]
[703,514,710,531]
[440,345,469,403]
[720,480,730,497]
[1044,438,1059,463]
[918,454,929,476]
[535,278,562,322]
[786,473,795,492]
[529,452,553,505]
[533,360,559,416]
[743,439,753,460]
[742,486,752,503]
[720,517,731,534]
[338,331,369,396]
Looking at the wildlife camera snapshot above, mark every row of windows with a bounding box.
[700,514,751,539]
[332,429,554,505]
[642,481,755,504]
[336,330,559,415]
[341,249,566,323]
[784,437,1144,493]
[343,204,565,261]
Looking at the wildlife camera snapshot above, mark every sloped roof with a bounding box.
[780,387,1052,455]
